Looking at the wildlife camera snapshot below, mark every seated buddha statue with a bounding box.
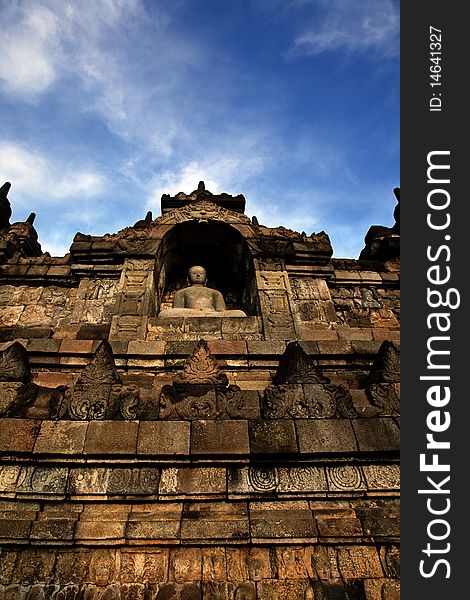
[158,266,247,317]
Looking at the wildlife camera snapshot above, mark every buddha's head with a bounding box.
[188,265,207,286]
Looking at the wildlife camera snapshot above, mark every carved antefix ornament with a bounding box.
[0,342,38,417]
[159,340,253,419]
[59,341,141,420]
[365,341,400,416]
[262,342,357,419]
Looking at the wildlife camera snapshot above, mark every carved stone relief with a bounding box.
[59,342,142,420]
[262,342,357,419]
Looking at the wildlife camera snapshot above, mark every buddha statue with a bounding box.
[158,265,246,317]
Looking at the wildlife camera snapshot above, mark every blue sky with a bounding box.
[0,0,399,258]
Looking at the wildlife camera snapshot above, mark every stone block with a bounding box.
[0,518,32,541]
[316,518,363,538]
[207,340,248,355]
[26,339,61,353]
[0,419,40,453]
[30,518,75,542]
[296,420,358,454]
[26,265,50,276]
[106,467,160,496]
[0,550,17,585]
[360,509,400,538]
[126,519,180,543]
[247,340,287,356]
[380,545,400,578]
[248,420,298,454]
[337,546,383,579]
[337,328,373,341]
[363,579,400,600]
[159,467,226,496]
[221,317,261,336]
[326,466,366,492]
[75,520,126,543]
[164,341,198,356]
[170,547,202,583]
[15,327,52,339]
[127,340,166,355]
[67,468,109,496]
[297,327,339,340]
[119,549,169,583]
[258,580,316,600]
[33,421,88,455]
[362,464,400,491]
[59,339,96,354]
[47,266,71,277]
[317,341,353,355]
[191,421,249,455]
[137,421,190,456]
[352,418,400,452]
[249,501,316,541]
[274,546,315,579]
[12,549,56,584]
[16,466,69,496]
[84,421,138,455]
[181,502,249,542]
[351,340,382,355]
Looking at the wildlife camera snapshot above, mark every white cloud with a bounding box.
[0,0,205,156]
[286,0,399,59]
[145,150,268,214]
[0,141,107,206]
[0,5,59,98]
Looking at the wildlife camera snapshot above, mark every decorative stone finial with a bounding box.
[0,181,12,228]
[392,187,400,233]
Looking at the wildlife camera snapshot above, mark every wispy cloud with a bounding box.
[0,140,107,208]
[0,0,202,156]
[0,4,59,98]
[286,0,399,59]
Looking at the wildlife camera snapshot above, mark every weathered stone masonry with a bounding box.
[0,181,400,599]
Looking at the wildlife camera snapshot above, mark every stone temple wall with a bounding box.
[0,182,400,599]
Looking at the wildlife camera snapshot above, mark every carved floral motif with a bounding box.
[176,339,228,386]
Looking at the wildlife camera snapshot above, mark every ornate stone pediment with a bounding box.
[262,342,357,419]
[155,199,253,227]
[0,342,39,416]
[159,339,259,420]
[365,341,400,416]
[59,341,143,420]
[161,180,246,213]
[273,342,329,385]
[366,341,400,384]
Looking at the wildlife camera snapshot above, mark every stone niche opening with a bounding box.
[155,220,258,316]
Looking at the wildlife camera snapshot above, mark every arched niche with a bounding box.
[155,220,258,315]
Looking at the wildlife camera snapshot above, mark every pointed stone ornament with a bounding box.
[0,181,12,228]
[176,339,228,386]
[0,341,31,383]
[367,341,400,384]
[273,341,329,385]
[77,341,121,385]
